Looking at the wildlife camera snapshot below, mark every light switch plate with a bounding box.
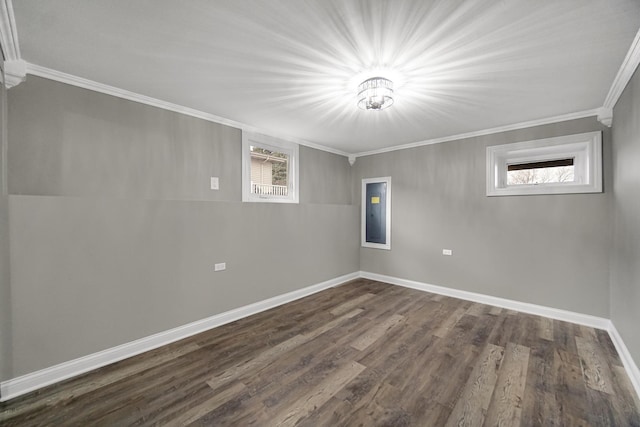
[214,262,226,271]
[442,249,453,256]
[210,177,219,190]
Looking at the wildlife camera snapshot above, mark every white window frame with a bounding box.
[486,131,602,196]
[361,176,392,250]
[242,131,299,203]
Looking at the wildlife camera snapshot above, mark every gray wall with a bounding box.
[4,73,631,380]
[8,77,242,201]
[354,117,612,317]
[0,64,13,382]
[7,76,358,376]
[611,66,640,368]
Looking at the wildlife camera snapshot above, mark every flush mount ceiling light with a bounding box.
[357,77,394,110]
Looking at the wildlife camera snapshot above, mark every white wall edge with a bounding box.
[0,271,360,402]
[608,322,640,400]
[352,109,600,159]
[23,63,350,158]
[359,271,610,329]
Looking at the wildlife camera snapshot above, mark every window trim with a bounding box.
[242,132,299,203]
[486,131,602,196]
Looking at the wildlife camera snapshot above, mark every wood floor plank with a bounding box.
[485,342,530,426]
[576,336,615,395]
[329,292,375,316]
[1,279,638,426]
[520,341,556,426]
[433,306,467,338]
[554,319,580,355]
[596,329,623,367]
[50,353,216,425]
[0,341,202,422]
[553,348,592,425]
[160,382,246,426]
[269,360,366,427]
[611,365,640,426]
[465,302,486,317]
[444,343,505,427]
[207,308,363,390]
[580,324,599,340]
[339,381,409,426]
[350,313,404,351]
[489,306,503,316]
[539,316,554,341]
[304,308,365,340]
[246,332,362,410]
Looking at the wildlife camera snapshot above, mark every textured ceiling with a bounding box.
[12,0,640,153]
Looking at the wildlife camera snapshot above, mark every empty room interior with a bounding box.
[1,1,640,425]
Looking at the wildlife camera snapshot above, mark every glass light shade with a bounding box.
[357,77,394,110]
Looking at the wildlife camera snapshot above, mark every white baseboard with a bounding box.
[608,323,640,400]
[359,271,640,400]
[4,271,639,403]
[359,271,610,329]
[0,271,359,402]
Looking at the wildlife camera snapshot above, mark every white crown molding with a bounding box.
[23,64,603,161]
[0,271,360,402]
[608,323,640,400]
[0,0,20,61]
[353,109,601,159]
[603,26,640,111]
[597,107,613,127]
[3,58,24,88]
[359,271,610,329]
[0,0,25,89]
[24,63,350,158]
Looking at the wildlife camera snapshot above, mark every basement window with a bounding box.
[507,158,575,185]
[486,131,602,196]
[242,132,299,203]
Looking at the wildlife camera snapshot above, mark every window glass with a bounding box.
[250,146,289,196]
[507,159,575,185]
[242,132,299,203]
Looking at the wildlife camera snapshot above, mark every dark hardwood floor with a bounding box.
[1,279,639,426]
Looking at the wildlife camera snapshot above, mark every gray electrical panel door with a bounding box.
[365,182,387,244]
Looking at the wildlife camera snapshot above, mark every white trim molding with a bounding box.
[24,63,349,158]
[0,0,26,88]
[608,323,640,400]
[22,60,630,160]
[486,131,602,197]
[6,20,639,158]
[0,272,359,402]
[352,109,600,159]
[596,107,613,128]
[3,58,25,88]
[603,26,640,113]
[3,271,639,402]
[0,0,20,61]
[359,271,610,329]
